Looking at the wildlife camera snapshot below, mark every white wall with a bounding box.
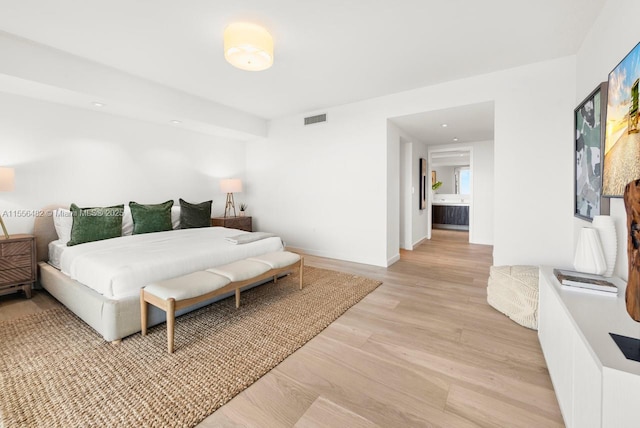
[471,140,494,245]
[411,140,429,247]
[388,121,430,251]
[248,56,576,267]
[246,111,388,265]
[575,0,640,280]
[399,137,411,250]
[0,92,247,234]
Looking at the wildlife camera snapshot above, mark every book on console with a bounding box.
[553,269,618,293]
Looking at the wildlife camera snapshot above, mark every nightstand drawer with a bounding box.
[0,267,33,285]
[0,254,31,270]
[0,235,36,298]
[1,240,31,256]
[223,218,248,229]
[211,216,252,232]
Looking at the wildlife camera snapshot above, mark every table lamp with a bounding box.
[0,167,15,239]
[220,178,242,218]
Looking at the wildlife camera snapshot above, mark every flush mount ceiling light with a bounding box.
[224,22,273,71]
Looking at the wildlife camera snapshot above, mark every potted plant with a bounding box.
[432,181,443,192]
[239,203,248,217]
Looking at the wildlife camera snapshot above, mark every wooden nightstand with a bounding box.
[211,216,252,232]
[0,234,36,299]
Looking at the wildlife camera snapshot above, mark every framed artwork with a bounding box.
[419,158,426,210]
[575,82,609,221]
[603,41,640,197]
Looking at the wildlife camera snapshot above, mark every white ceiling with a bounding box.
[0,0,606,120]
[390,102,495,145]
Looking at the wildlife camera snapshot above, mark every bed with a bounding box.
[34,205,284,342]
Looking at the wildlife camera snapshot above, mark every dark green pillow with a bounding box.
[179,198,212,229]
[67,203,124,246]
[129,200,173,234]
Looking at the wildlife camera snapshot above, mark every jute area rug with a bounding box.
[0,266,380,428]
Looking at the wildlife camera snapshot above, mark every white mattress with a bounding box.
[55,227,284,299]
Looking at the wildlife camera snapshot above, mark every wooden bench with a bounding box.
[140,251,303,353]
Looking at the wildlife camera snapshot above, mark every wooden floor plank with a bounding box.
[445,383,564,428]
[294,396,381,428]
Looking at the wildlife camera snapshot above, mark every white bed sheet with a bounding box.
[48,239,67,270]
[57,227,284,299]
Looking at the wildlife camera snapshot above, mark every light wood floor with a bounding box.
[0,230,563,427]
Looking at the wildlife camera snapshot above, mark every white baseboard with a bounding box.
[286,246,387,268]
[387,254,400,266]
[412,236,428,249]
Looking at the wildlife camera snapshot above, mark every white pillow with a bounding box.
[53,208,73,244]
[122,206,134,236]
[171,206,180,229]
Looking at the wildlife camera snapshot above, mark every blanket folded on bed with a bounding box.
[225,232,277,245]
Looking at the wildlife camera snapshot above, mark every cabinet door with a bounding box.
[602,367,640,427]
[432,206,445,224]
[538,274,575,427]
[572,336,602,428]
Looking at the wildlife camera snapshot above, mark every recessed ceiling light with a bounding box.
[441,123,448,128]
[92,102,105,108]
[170,120,182,125]
[453,137,459,142]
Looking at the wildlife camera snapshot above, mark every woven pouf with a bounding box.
[487,265,539,330]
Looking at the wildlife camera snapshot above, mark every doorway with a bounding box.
[388,101,494,252]
[428,147,473,242]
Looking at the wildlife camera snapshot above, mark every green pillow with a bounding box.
[179,198,212,229]
[129,200,173,234]
[67,203,124,246]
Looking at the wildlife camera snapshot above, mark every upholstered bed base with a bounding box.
[39,261,241,342]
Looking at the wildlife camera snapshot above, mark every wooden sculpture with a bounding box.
[624,179,640,322]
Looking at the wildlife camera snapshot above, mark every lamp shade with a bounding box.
[220,178,242,193]
[224,23,273,71]
[0,167,14,192]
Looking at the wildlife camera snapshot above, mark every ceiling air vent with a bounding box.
[304,113,327,125]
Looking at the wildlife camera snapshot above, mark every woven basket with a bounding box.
[487,265,539,330]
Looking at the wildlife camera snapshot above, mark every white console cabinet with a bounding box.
[538,267,640,428]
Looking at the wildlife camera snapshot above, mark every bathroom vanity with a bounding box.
[432,194,469,230]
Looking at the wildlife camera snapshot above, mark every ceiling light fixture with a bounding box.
[92,102,105,108]
[453,137,459,142]
[224,22,274,71]
[441,124,448,128]
[170,120,182,125]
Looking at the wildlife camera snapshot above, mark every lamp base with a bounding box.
[0,214,9,239]
[224,193,237,218]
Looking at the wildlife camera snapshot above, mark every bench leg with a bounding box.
[140,289,148,336]
[167,298,176,353]
[235,288,241,308]
[299,257,304,290]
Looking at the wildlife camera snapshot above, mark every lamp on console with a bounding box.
[220,178,242,218]
[0,167,14,239]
